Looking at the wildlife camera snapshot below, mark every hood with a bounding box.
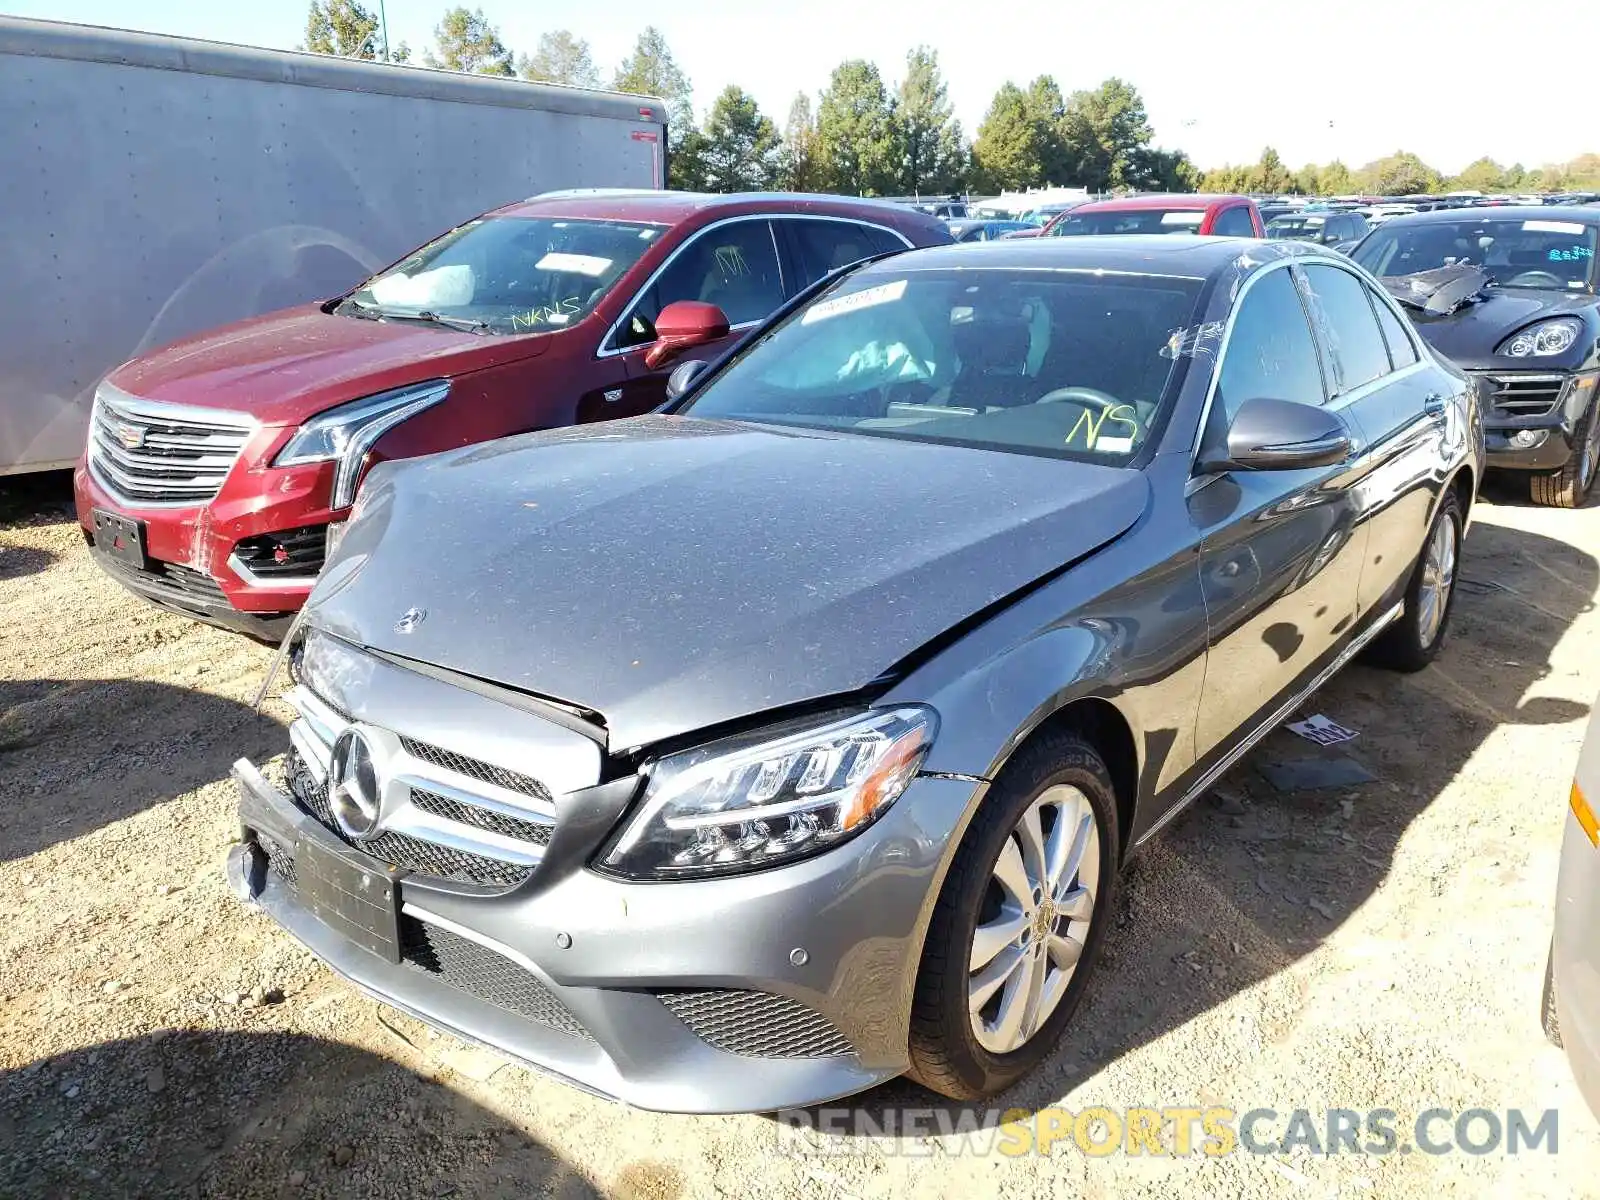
[109,305,553,426]
[307,415,1150,752]
[1384,272,1598,367]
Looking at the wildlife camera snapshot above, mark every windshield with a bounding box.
[1267,215,1328,241]
[1050,209,1205,236]
[678,268,1204,464]
[341,216,663,333]
[1352,217,1599,291]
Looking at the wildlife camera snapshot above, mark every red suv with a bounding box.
[75,192,950,639]
[1038,193,1265,238]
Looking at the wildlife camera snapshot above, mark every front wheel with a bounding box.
[1368,489,1462,673]
[906,729,1118,1100]
[1530,401,1600,508]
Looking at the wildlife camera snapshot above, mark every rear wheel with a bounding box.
[906,729,1118,1100]
[1368,490,1462,673]
[1530,401,1600,508]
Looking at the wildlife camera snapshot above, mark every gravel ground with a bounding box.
[2,471,1598,1198]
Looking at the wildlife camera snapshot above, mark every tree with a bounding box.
[973,83,1042,191]
[698,86,781,192]
[424,7,512,76]
[1125,146,1200,192]
[516,30,599,88]
[813,60,900,196]
[1292,163,1321,195]
[1319,160,1352,195]
[1452,157,1506,193]
[1243,146,1292,195]
[1024,76,1075,185]
[1356,151,1442,196]
[613,27,695,154]
[895,47,967,195]
[778,93,822,192]
[1061,77,1153,191]
[304,0,380,59]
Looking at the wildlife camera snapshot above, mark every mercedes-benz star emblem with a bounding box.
[394,607,427,634]
[328,729,382,839]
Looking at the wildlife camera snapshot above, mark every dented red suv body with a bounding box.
[75,191,949,639]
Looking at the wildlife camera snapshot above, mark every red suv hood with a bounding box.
[109,305,553,426]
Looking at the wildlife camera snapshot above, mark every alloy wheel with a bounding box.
[1417,513,1458,649]
[968,784,1101,1054]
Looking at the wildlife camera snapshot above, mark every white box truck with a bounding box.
[0,17,667,474]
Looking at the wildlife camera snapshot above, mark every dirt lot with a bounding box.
[2,472,1598,1199]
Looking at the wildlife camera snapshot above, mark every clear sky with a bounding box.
[4,0,1594,174]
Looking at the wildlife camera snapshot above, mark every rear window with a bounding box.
[1051,209,1205,236]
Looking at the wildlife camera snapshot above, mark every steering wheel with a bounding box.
[1503,270,1565,289]
[1036,386,1121,410]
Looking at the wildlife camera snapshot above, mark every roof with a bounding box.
[495,190,946,229]
[1379,204,1600,227]
[1071,193,1250,213]
[855,234,1325,279]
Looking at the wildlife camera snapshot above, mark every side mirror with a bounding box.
[665,359,709,401]
[1200,397,1352,472]
[643,300,730,370]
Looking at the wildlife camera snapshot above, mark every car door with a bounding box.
[602,217,787,414]
[1188,262,1370,761]
[1299,261,1450,618]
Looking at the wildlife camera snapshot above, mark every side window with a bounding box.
[1213,266,1326,429]
[1211,206,1256,238]
[1302,264,1393,393]
[786,220,905,288]
[617,220,783,347]
[1370,290,1420,368]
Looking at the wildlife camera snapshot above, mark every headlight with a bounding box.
[274,380,450,509]
[1499,318,1583,358]
[599,706,938,880]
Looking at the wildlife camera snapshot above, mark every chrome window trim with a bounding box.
[595,213,914,360]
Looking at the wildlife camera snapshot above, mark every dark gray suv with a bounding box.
[230,237,1483,1113]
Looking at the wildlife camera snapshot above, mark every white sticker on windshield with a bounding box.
[802,279,908,325]
[1096,435,1134,453]
[1160,212,1204,227]
[1523,220,1586,235]
[536,252,614,276]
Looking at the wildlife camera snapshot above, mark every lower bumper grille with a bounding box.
[1472,372,1567,419]
[93,547,229,606]
[656,989,854,1058]
[400,919,590,1038]
[233,525,327,579]
[286,751,534,889]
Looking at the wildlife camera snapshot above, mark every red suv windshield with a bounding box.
[341,216,665,334]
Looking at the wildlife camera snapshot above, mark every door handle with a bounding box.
[1423,392,1446,417]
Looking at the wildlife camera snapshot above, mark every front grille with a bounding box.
[656,989,854,1058]
[399,737,552,803]
[88,388,252,505]
[1472,372,1566,418]
[409,787,554,845]
[234,525,327,578]
[401,919,590,1038]
[286,750,534,889]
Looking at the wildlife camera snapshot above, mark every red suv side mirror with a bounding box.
[644,301,731,370]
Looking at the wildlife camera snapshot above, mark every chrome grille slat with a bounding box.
[88,386,253,506]
[1471,371,1567,419]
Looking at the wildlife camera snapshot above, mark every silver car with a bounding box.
[1546,691,1600,1118]
[230,237,1482,1113]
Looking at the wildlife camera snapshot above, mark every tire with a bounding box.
[1368,489,1463,673]
[1530,400,1600,508]
[1543,946,1563,1048]
[906,728,1119,1101]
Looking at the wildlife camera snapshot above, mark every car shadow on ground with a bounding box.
[0,679,284,863]
[0,1030,600,1199]
[0,542,56,580]
[801,512,1596,1127]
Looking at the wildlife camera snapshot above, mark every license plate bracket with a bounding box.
[295,834,402,963]
[91,509,147,569]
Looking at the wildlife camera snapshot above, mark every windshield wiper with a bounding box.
[335,298,490,334]
[337,297,384,320]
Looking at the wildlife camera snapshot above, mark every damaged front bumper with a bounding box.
[229,756,981,1113]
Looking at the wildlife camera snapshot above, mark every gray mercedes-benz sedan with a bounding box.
[230,237,1483,1113]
